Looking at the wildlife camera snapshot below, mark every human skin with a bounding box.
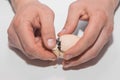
[8,0,119,68]
[58,0,119,68]
[8,0,57,61]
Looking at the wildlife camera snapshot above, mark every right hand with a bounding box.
[7,0,57,61]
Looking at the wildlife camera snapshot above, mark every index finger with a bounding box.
[15,22,56,60]
[64,14,106,60]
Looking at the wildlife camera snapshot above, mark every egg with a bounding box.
[53,30,83,58]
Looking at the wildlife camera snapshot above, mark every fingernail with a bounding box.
[64,55,73,60]
[47,39,55,48]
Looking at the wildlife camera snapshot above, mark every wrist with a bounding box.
[10,0,38,12]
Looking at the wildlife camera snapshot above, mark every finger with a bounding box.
[40,11,56,49]
[15,22,56,60]
[58,3,86,36]
[7,23,23,50]
[63,23,113,68]
[32,37,56,61]
[64,14,107,60]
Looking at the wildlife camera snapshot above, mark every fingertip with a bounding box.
[58,29,67,36]
[41,31,56,49]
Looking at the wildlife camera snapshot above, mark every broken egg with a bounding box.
[52,30,83,58]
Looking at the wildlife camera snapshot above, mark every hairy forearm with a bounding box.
[10,0,38,12]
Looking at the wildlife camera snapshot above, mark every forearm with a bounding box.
[10,0,38,12]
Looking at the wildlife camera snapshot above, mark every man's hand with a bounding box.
[59,0,119,68]
[8,0,56,61]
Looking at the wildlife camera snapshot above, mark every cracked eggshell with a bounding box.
[53,30,83,58]
[60,35,80,52]
[52,45,60,58]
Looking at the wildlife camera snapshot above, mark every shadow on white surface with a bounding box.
[9,46,57,67]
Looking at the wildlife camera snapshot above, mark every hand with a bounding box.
[8,0,56,61]
[59,0,118,68]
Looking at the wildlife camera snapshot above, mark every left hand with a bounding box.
[58,0,117,68]
[8,1,56,60]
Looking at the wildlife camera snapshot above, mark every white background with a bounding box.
[0,0,120,80]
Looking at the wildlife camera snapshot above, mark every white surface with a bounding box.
[0,0,120,80]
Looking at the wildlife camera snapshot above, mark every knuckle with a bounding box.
[85,38,95,47]
[108,25,113,33]
[7,27,11,35]
[44,9,55,17]
[7,27,17,48]
[12,17,25,29]
[95,10,107,21]
[12,20,20,29]
[49,10,55,17]
[13,17,20,26]
[69,2,78,9]
[7,27,13,41]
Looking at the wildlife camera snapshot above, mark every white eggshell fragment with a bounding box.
[52,45,60,58]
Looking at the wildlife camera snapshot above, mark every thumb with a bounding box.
[40,12,56,49]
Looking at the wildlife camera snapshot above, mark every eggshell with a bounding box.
[53,30,83,58]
